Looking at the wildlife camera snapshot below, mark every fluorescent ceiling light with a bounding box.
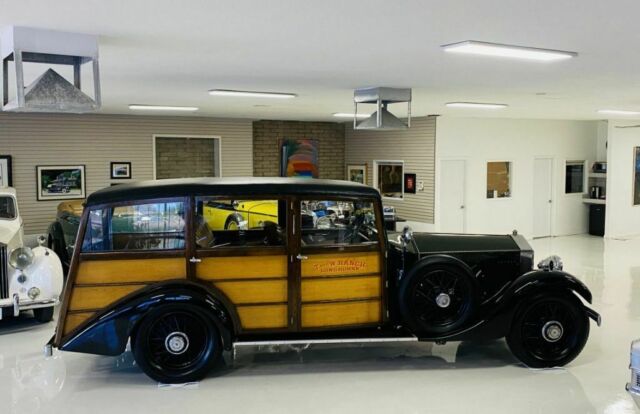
[333,113,369,119]
[442,41,577,62]
[129,104,198,111]
[446,102,508,109]
[598,109,640,116]
[209,89,296,99]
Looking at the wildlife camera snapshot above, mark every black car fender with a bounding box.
[59,280,238,356]
[495,270,601,325]
[47,221,66,259]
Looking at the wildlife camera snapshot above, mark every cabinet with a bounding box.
[589,204,605,237]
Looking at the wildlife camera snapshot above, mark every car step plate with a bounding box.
[234,336,418,347]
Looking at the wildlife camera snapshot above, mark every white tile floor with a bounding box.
[0,234,637,414]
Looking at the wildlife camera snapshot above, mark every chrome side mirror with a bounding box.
[401,226,413,245]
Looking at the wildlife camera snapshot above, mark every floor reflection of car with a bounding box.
[51,177,600,384]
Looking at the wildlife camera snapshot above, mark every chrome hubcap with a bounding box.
[165,332,189,355]
[542,321,564,343]
[435,293,451,308]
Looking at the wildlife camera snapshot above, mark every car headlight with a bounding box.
[9,247,34,270]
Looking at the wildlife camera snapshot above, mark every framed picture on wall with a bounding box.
[374,160,404,199]
[111,162,132,179]
[634,147,640,205]
[36,165,86,201]
[404,173,417,194]
[0,155,12,187]
[347,164,367,184]
[280,138,319,178]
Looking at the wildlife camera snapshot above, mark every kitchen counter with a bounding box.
[583,198,606,205]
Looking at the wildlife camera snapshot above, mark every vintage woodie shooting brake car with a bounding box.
[50,177,601,383]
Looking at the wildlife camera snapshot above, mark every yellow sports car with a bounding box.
[203,200,278,230]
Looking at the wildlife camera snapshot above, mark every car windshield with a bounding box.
[0,196,16,220]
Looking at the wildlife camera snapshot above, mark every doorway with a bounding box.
[440,159,466,233]
[533,157,554,238]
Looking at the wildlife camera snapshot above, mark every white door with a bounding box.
[440,160,466,233]
[533,158,553,238]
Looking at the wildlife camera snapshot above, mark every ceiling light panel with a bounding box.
[446,102,508,109]
[209,89,296,99]
[598,109,640,116]
[129,104,199,111]
[442,41,577,62]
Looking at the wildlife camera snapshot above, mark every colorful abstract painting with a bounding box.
[280,139,319,178]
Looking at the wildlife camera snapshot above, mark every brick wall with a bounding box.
[253,120,345,179]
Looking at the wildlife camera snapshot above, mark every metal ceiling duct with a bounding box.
[1,26,101,113]
[353,87,412,130]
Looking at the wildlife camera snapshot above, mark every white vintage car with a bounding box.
[0,187,63,322]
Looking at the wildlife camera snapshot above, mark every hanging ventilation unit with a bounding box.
[353,87,411,130]
[1,26,101,113]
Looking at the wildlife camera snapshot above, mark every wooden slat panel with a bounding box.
[301,300,381,328]
[76,257,186,284]
[214,279,287,304]
[0,112,253,235]
[69,285,144,311]
[237,304,288,329]
[345,116,436,223]
[197,255,287,280]
[301,252,380,277]
[301,275,381,302]
[63,312,94,335]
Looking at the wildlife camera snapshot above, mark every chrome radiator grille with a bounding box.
[0,243,8,299]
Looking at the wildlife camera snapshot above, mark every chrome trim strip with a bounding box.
[233,336,418,347]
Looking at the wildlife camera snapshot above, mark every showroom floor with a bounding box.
[0,234,636,414]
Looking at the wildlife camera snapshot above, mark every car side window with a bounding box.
[300,200,378,247]
[81,201,185,252]
[195,198,286,248]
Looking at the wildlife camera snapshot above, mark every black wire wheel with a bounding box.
[399,262,478,335]
[506,294,589,368]
[132,304,222,384]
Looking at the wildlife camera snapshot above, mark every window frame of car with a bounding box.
[79,196,188,260]
[192,194,290,258]
[0,194,18,221]
[298,195,386,255]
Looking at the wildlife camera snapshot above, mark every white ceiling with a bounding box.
[1,0,640,121]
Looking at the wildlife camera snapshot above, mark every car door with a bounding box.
[192,196,292,332]
[294,198,386,330]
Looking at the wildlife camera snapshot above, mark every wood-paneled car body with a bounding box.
[50,178,600,383]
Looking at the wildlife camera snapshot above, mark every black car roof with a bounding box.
[86,177,381,206]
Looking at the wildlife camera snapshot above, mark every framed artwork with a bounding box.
[0,155,12,187]
[347,164,367,184]
[404,173,417,194]
[374,160,404,199]
[634,147,640,206]
[280,138,319,178]
[36,165,85,201]
[111,162,132,179]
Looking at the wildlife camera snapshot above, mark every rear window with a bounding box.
[0,196,16,220]
[82,201,185,252]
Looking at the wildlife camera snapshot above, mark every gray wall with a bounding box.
[345,116,436,224]
[0,113,253,234]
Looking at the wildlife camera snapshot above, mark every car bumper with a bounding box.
[0,294,58,319]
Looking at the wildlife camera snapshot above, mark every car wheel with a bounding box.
[399,262,477,335]
[34,307,54,323]
[132,304,222,384]
[506,294,589,368]
[225,215,241,230]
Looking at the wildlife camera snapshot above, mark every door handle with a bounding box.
[296,254,308,260]
[189,257,202,263]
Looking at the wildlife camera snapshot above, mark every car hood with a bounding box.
[0,219,23,249]
[402,232,529,255]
